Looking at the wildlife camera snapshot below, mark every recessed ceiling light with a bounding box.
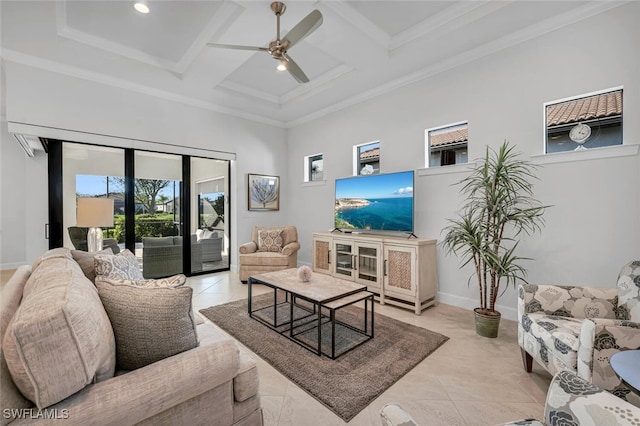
[134,1,150,14]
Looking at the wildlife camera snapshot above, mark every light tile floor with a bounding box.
[189,271,553,426]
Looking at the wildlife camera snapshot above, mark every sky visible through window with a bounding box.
[76,175,175,198]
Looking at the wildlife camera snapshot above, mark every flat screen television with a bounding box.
[334,170,414,233]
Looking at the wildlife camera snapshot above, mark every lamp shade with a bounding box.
[76,198,114,227]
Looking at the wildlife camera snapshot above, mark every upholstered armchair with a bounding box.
[498,370,640,426]
[142,236,202,278]
[518,260,640,406]
[238,226,300,282]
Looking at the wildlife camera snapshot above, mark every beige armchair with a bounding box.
[238,226,300,282]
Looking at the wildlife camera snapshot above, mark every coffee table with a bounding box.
[248,268,374,359]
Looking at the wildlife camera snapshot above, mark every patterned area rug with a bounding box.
[199,293,448,422]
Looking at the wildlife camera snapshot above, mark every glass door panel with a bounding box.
[357,245,378,283]
[63,143,124,253]
[191,157,230,273]
[134,152,183,278]
[334,242,354,279]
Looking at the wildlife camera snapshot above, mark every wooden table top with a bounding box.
[249,268,366,303]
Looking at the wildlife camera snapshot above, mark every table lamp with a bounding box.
[76,198,114,252]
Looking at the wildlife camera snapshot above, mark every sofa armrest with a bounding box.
[17,339,240,426]
[544,370,640,424]
[518,283,618,318]
[577,317,640,402]
[239,242,257,254]
[281,241,300,256]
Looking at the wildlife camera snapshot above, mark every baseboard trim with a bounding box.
[437,291,517,322]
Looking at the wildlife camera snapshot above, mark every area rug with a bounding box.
[199,293,448,422]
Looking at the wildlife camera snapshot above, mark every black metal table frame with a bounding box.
[248,276,374,359]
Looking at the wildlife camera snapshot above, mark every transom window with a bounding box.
[545,87,623,154]
[426,122,468,167]
[304,153,323,182]
[353,141,380,176]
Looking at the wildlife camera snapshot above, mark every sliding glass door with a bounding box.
[62,143,124,252]
[190,157,230,273]
[56,141,231,278]
[134,152,183,279]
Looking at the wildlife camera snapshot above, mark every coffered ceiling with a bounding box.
[0,1,626,127]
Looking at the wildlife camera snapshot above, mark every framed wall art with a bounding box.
[248,174,280,211]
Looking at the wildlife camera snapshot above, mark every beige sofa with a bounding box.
[1,248,263,425]
[238,226,300,282]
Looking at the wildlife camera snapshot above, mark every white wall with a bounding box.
[286,3,640,320]
[0,62,288,270]
[2,4,639,320]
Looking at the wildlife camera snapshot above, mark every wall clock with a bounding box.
[569,122,591,150]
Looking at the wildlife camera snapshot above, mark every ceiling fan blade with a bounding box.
[282,9,322,49]
[207,43,267,52]
[283,54,309,84]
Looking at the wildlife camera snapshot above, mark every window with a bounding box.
[354,141,380,176]
[545,88,622,154]
[426,122,468,167]
[304,153,324,182]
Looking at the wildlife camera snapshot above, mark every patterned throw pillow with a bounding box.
[95,280,198,370]
[95,274,186,288]
[258,229,283,252]
[94,249,143,280]
[71,248,113,283]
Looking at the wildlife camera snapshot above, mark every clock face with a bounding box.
[569,123,591,143]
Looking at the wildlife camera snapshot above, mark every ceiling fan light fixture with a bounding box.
[276,61,287,71]
[134,1,150,14]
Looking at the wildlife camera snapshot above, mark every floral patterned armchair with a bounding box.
[499,370,640,426]
[518,261,640,406]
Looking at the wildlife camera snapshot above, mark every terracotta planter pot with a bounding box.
[474,308,501,338]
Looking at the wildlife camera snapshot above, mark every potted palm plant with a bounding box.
[441,141,548,338]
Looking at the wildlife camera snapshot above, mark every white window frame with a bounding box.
[353,141,380,176]
[543,86,623,154]
[303,153,324,182]
[425,121,468,168]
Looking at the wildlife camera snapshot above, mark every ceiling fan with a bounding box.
[207,2,322,83]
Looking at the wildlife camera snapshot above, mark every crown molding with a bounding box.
[55,1,244,76]
[322,1,389,50]
[286,0,629,127]
[1,49,286,128]
[217,81,280,104]
[389,1,504,51]
[279,64,353,104]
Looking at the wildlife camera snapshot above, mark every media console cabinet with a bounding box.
[312,232,438,315]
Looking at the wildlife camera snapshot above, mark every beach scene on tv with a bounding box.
[335,171,414,232]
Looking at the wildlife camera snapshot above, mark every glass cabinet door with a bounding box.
[334,242,354,279]
[357,245,378,283]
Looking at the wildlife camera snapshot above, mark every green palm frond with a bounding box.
[441,141,551,313]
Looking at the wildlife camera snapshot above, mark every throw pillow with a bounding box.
[95,280,198,370]
[95,274,186,288]
[3,256,116,408]
[258,229,283,252]
[201,229,216,240]
[94,249,143,280]
[71,248,113,283]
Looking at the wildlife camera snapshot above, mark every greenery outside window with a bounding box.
[545,87,623,154]
[426,122,468,167]
[353,141,380,176]
[304,153,323,182]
